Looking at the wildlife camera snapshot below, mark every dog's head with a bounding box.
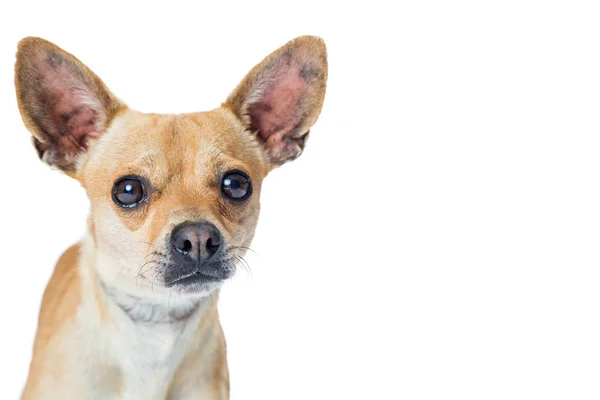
[15,37,327,300]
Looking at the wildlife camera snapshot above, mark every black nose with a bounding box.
[171,222,222,263]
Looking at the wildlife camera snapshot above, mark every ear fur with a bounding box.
[224,36,328,168]
[14,37,124,172]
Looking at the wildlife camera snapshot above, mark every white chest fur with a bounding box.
[103,292,209,399]
[112,321,187,399]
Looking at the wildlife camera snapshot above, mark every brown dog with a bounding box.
[14,35,327,399]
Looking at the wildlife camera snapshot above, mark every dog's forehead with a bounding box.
[84,109,266,184]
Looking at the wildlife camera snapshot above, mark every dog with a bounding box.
[14,35,327,399]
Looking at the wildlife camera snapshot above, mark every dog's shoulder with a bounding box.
[22,244,83,399]
[37,243,82,332]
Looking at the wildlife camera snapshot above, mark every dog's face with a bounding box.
[15,37,327,299]
[83,110,267,297]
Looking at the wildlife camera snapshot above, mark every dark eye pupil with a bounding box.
[222,172,251,200]
[113,178,145,207]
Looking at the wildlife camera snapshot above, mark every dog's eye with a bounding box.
[112,177,147,208]
[222,171,252,201]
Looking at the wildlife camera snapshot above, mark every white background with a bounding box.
[0,1,599,399]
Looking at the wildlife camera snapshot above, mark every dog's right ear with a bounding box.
[14,37,125,174]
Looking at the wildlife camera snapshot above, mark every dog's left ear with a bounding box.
[224,36,328,168]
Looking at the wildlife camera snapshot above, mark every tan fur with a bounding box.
[15,36,327,399]
[22,244,81,400]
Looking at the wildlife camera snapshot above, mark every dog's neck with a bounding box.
[100,282,213,324]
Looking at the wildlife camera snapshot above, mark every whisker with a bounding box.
[136,260,157,278]
[230,246,259,256]
[135,250,167,290]
[233,255,253,277]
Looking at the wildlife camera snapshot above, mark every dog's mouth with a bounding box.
[166,268,224,286]
[161,259,235,291]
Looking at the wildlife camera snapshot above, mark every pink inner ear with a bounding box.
[40,58,99,149]
[248,60,307,142]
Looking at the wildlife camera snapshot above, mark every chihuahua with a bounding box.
[14,35,327,399]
